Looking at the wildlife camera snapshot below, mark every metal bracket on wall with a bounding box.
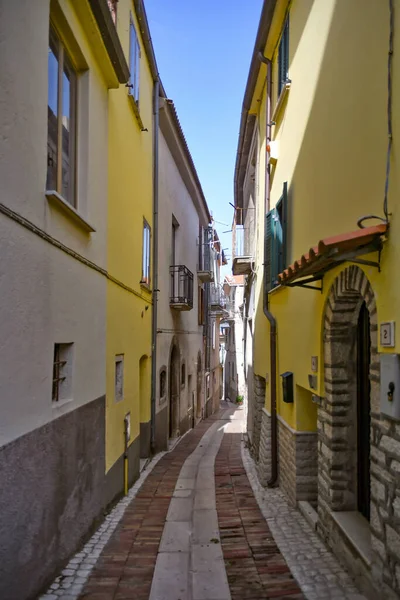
[286,275,323,293]
[331,244,382,273]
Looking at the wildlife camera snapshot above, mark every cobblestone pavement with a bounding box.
[40,404,368,600]
[242,441,367,600]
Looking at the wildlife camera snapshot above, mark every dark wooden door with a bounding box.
[357,301,371,521]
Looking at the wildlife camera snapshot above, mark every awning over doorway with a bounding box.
[278,223,388,286]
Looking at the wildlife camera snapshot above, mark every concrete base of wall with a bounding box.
[205,397,213,418]
[105,435,140,509]
[179,414,189,437]
[0,396,107,600]
[140,420,151,458]
[154,405,168,453]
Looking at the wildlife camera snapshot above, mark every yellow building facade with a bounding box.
[235,0,400,596]
[106,0,154,497]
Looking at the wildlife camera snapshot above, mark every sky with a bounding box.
[145,0,263,278]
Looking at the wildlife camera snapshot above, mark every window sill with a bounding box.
[331,510,373,567]
[271,81,291,124]
[46,191,96,233]
[52,398,73,414]
[128,94,146,131]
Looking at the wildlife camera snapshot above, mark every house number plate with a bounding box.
[381,321,395,348]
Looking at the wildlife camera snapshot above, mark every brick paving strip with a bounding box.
[77,412,228,600]
[215,429,304,600]
[40,408,226,600]
[241,443,367,600]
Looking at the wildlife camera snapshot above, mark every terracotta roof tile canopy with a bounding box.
[278,224,388,285]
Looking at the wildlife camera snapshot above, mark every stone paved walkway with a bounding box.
[216,431,303,600]
[41,404,367,600]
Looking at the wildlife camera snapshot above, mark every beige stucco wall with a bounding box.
[156,127,209,431]
[0,0,108,446]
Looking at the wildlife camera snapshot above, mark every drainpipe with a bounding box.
[150,79,160,453]
[259,52,278,487]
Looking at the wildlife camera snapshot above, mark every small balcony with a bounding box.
[170,265,194,311]
[209,284,227,315]
[232,225,253,276]
[197,226,214,283]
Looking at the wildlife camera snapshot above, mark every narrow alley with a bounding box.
[40,404,367,600]
[2,0,400,598]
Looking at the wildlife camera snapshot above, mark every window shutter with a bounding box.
[264,210,274,292]
[284,19,289,82]
[281,182,288,270]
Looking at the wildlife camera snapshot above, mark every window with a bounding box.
[129,17,140,104]
[52,343,74,402]
[172,216,179,266]
[277,18,289,96]
[47,26,77,206]
[142,220,151,285]
[160,368,166,399]
[265,182,288,291]
[181,362,186,386]
[212,321,216,350]
[198,287,204,325]
[115,355,124,402]
[107,0,118,25]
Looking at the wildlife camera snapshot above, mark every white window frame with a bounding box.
[47,25,77,207]
[142,219,151,285]
[129,16,140,104]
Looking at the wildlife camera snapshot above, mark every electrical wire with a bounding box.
[384,0,394,222]
[358,0,394,228]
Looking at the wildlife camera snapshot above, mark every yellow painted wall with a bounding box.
[106,0,153,472]
[250,0,399,432]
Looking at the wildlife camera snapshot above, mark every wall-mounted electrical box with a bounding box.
[281,371,294,403]
[380,354,400,420]
[308,374,318,390]
[311,356,318,372]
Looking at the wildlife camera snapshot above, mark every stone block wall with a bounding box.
[249,374,265,461]
[369,414,400,597]
[278,417,318,507]
[257,408,272,486]
[317,266,400,598]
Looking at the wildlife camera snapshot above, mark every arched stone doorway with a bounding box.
[196,351,202,419]
[318,266,379,535]
[169,343,180,438]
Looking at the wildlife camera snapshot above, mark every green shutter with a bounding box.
[264,210,273,293]
[278,18,289,95]
[281,181,288,270]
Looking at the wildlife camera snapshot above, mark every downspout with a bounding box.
[150,79,160,453]
[259,52,278,487]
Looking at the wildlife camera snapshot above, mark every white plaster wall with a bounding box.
[0,0,107,446]
[156,130,207,426]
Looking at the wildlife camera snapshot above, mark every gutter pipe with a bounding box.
[259,52,278,487]
[150,79,160,453]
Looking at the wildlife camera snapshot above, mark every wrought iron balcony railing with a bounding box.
[232,225,253,276]
[197,226,214,283]
[209,284,227,315]
[170,265,194,311]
